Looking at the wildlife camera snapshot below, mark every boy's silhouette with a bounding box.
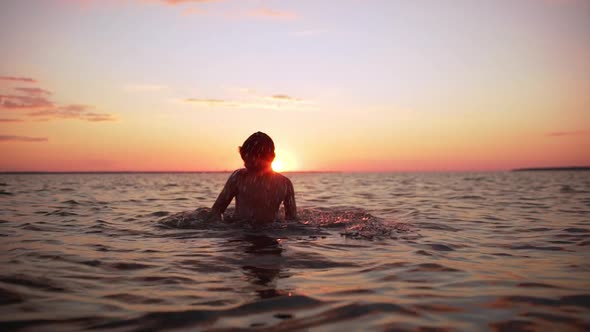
[209,132,297,223]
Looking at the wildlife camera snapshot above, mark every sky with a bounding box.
[0,0,589,172]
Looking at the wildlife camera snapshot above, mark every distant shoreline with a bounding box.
[512,166,590,172]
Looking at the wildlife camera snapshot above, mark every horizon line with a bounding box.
[1,166,588,174]
[0,169,502,174]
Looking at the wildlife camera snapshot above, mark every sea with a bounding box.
[0,171,589,331]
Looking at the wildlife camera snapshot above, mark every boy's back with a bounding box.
[208,131,297,224]
[212,168,296,223]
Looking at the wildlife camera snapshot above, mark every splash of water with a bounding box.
[157,206,413,239]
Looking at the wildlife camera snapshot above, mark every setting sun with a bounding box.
[271,160,284,172]
[272,150,297,172]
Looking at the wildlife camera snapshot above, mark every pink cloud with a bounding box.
[160,0,220,4]
[27,106,89,118]
[546,130,589,137]
[27,104,116,121]
[183,93,313,111]
[0,76,38,83]
[0,94,55,111]
[14,87,51,96]
[64,0,220,6]
[247,8,298,20]
[59,104,93,112]
[84,112,117,122]
[0,135,48,142]
[0,118,24,123]
[1,79,116,122]
[154,0,298,20]
[271,94,302,101]
[62,1,299,20]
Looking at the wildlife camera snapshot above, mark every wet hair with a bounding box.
[239,132,275,165]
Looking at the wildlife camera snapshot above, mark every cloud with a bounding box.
[65,1,299,21]
[546,130,588,137]
[63,0,219,6]
[0,94,55,111]
[14,87,51,96]
[0,118,24,123]
[0,76,38,83]
[0,135,48,142]
[184,98,238,107]
[159,0,220,4]
[84,112,117,122]
[270,94,301,101]
[183,93,314,111]
[1,78,116,122]
[1,84,54,110]
[247,8,297,20]
[27,104,116,122]
[152,0,298,20]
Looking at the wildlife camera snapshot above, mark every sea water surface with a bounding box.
[0,172,589,331]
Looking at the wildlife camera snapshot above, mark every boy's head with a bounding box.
[239,131,275,171]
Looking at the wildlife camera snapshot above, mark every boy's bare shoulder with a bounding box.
[227,168,247,184]
[231,169,292,187]
[230,168,247,177]
[274,172,294,186]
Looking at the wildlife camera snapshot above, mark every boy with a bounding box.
[208,132,297,224]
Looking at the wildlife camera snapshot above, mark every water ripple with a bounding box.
[0,172,588,331]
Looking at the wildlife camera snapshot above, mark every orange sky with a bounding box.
[1,0,589,172]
